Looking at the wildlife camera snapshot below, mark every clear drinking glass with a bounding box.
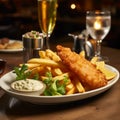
[37,0,58,50]
[86,10,111,62]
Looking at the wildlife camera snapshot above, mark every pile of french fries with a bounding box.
[20,49,116,95]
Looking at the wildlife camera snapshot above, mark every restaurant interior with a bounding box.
[0,1,120,119]
[0,0,120,48]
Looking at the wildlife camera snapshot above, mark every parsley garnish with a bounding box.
[43,72,69,96]
[13,64,31,80]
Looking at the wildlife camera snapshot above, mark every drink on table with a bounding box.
[86,10,111,62]
[38,0,58,49]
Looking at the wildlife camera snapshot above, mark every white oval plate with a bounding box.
[0,40,23,52]
[0,65,119,104]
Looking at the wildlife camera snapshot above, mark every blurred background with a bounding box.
[0,0,120,48]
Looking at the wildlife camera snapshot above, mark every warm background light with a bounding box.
[70,3,76,10]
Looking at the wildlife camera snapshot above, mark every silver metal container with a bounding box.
[22,33,43,63]
[68,30,95,59]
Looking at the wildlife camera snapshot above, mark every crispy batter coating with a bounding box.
[56,45,107,90]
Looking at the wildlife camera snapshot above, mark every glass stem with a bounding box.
[43,34,50,50]
[95,40,102,57]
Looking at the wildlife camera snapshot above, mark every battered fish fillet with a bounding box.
[56,45,107,90]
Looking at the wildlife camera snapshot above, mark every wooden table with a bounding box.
[0,42,120,120]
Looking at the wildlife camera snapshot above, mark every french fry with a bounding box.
[52,68,63,76]
[20,63,40,69]
[66,86,76,95]
[46,49,61,62]
[79,50,85,58]
[52,73,69,81]
[41,73,69,82]
[28,58,61,67]
[28,67,40,74]
[74,78,85,93]
[39,51,46,58]
[29,66,45,76]
[41,76,48,81]
[90,56,98,64]
[39,66,52,76]
[45,66,52,71]
[66,82,74,91]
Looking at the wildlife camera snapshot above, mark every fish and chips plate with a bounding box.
[0,45,119,104]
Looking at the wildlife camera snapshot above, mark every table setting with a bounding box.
[0,0,120,120]
[0,38,23,52]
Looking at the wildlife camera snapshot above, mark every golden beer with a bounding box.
[38,0,57,36]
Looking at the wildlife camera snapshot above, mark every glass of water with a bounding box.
[86,10,111,62]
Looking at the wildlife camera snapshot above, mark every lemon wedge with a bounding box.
[95,61,116,80]
[96,61,105,70]
[90,56,98,64]
[99,68,116,80]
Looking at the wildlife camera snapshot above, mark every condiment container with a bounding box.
[11,79,46,96]
[68,30,95,59]
[22,31,43,63]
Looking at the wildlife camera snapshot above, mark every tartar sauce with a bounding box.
[11,79,44,92]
